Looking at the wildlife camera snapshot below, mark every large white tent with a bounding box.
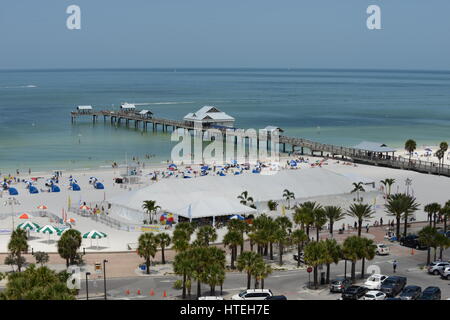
[108,167,371,223]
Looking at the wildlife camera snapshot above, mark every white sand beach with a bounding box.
[1,155,450,254]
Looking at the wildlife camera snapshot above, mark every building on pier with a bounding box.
[183,106,235,128]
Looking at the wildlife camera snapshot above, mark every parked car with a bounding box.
[399,235,427,250]
[363,290,386,300]
[231,289,273,300]
[384,297,402,300]
[330,277,352,293]
[198,296,224,300]
[427,261,450,275]
[265,295,287,300]
[380,276,407,297]
[399,285,422,300]
[376,243,390,255]
[440,266,450,280]
[418,287,441,300]
[364,274,388,290]
[341,286,368,300]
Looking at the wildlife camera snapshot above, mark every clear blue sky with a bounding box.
[0,0,449,70]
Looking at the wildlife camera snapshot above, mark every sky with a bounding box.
[0,0,449,70]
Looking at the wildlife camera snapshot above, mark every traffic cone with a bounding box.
[150,289,155,296]
[163,290,167,298]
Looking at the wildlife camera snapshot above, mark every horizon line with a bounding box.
[1,67,450,74]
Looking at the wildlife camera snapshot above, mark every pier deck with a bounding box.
[71,110,450,177]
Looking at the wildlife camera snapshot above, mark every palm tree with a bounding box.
[405,139,417,163]
[255,263,272,289]
[57,229,82,268]
[137,233,157,274]
[223,230,243,269]
[282,189,295,209]
[313,208,327,241]
[418,226,438,266]
[7,229,28,272]
[237,191,254,206]
[237,251,261,289]
[342,236,363,281]
[359,238,376,279]
[347,203,374,237]
[228,219,248,254]
[290,229,308,267]
[401,195,420,236]
[350,182,365,203]
[304,241,326,289]
[386,193,420,238]
[203,247,226,296]
[437,233,450,261]
[323,206,345,237]
[174,250,193,299]
[322,239,341,284]
[196,225,217,247]
[273,228,289,266]
[267,200,278,211]
[437,141,448,172]
[435,149,445,174]
[297,201,322,238]
[380,178,395,197]
[156,233,171,264]
[142,200,161,224]
[424,203,441,228]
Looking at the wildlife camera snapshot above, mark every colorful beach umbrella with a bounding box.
[37,225,59,234]
[57,228,70,236]
[19,213,30,219]
[37,205,48,210]
[79,205,90,211]
[17,221,40,231]
[82,230,107,239]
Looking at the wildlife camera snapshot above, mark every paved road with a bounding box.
[79,245,450,300]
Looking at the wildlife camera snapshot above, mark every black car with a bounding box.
[341,286,368,300]
[418,286,441,300]
[265,295,287,300]
[380,276,407,297]
[399,285,422,300]
[330,277,352,293]
[399,235,428,250]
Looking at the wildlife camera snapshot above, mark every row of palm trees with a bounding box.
[304,236,376,289]
[137,232,172,274]
[405,139,448,170]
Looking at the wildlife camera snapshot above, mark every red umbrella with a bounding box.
[79,205,90,211]
[19,213,30,219]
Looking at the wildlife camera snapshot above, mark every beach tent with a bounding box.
[37,225,60,243]
[51,185,60,192]
[83,230,108,248]
[29,186,39,194]
[71,183,81,191]
[94,182,105,189]
[8,188,18,195]
[230,214,245,220]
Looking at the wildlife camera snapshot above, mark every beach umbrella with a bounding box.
[83,230,108,249]
[37,225,60,243]
[79,205,90,211]
[230,214,245,220]
[57,228,70,236]
[425,148,432,152]
[37,205,48,210]
[17,221,40,231]
[19,213,31,220]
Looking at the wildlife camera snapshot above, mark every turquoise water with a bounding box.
[0,68,449,171]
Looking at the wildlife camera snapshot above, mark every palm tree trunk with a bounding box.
[427,248,431,265]
[146,258,150,274]
[261,278,265,289]
[247,272,251,289]
[269,243,273,260]
[396,217,401,239]
[434,247,437,261]
[316,227,320,242]
[182,273,187,299]
[361,257,366,279]
[326,263,330,284]
[313,266,318,289]
[358,220,362,237]
[161,248,165,264]
[403,215,408,237]
[250,239,254,252]
[297,245,301,267]
[330,221,334,237]
[279,243,283,266]
[197,279,201,298]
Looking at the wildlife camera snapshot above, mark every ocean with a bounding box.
[0,68,449,172]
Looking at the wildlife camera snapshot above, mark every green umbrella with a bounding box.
[82,230,107,249]
[37,225,60,243]
[17,221,40,231]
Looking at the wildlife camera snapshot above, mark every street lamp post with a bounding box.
[85,272,91,300]
[103,259,108,300]
[344,259,347,280]
[4,197,20,230]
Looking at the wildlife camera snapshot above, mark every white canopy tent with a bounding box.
[174,197,256,219]
[108,168,369,223]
